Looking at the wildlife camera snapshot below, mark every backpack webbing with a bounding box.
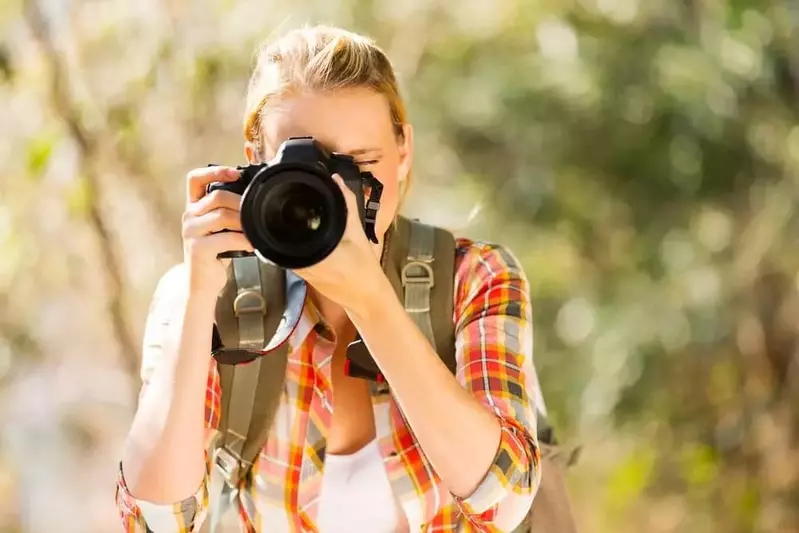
[204,217,578,532]
[205,216,455,531]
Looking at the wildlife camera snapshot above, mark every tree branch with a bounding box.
[101,53,183,253]
[23,0,140,384]
[0,292,41,390]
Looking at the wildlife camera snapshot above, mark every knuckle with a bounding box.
[204,189,221,205]
[206,190,221,206]
[209,209,224,223]
[223,189,241,203]
[186,167,205,183]
[213,190,238,211]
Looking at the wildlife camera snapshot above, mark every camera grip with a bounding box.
[202,164,252,259]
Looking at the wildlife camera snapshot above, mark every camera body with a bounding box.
[207,136,383,269]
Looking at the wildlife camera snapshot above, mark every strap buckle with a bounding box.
[213,447,241,485]
[401,260,435,288]
[233,290,266,318]
[362,172,383,244]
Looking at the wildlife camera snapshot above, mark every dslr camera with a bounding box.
[207,136,383,269]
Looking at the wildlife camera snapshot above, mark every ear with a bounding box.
[397,123,413,183]
[244,141,261,164]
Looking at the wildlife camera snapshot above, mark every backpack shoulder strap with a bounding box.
[208,351,287,533]
[205,256,304,532]
[343,216,457,382]
[213,257,289,481]
[390,216,458,373]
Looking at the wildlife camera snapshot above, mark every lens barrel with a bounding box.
[240,164,348,269]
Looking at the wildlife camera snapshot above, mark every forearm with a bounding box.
[122,290,216,504]
[347,278,501,499]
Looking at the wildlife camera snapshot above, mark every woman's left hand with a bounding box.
[293,174,387,315]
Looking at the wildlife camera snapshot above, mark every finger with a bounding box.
[188,189,242,217]
[186,166,240,204]
[183,208,242,238]
[193,231,254,257]
[331,173,360,222]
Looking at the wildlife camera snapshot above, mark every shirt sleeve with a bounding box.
[114,264,222,532]
[450,242,542,530]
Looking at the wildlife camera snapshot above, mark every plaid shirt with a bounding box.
[116,239,542,532]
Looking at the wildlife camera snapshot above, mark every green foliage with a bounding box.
[24,134,55,178]
[606,445,656,510]
[681,443,719,488]
[3,0,799,531]
[0,45,12,83]
[64,175,94,219]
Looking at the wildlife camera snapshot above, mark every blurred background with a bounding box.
[2,0,799,531]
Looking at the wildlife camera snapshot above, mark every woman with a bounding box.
[116,24,541,532]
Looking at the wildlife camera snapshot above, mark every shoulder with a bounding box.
[144,263,189,325]
[453,237,528,282]
[452,237,530,314]
[154,263,187,291]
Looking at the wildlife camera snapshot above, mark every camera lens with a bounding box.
[240,166,347,269]
[265,183,326,243]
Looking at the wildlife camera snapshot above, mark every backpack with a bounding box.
[203,215,580,533]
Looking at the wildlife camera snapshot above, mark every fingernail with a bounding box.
[227,168,241,179]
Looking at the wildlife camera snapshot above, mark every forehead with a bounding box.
[260,87,395,156]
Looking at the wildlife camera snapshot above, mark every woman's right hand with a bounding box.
[182,166,253,297]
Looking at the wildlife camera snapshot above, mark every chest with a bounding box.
[245,341,459,530]
[325,342,377,455]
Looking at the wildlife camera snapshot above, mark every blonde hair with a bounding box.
[243,25,411,199]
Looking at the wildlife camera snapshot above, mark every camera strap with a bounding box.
[362,173,384,243]
[206,257,306,533]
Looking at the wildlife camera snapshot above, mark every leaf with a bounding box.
[25,134,56,178]
[64,176,94,219]
[605,446,656,510]
[0,44,12,83]
[680,443,719,487]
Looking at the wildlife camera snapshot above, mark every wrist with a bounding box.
[171,285,218,339]
[186,285,222,308]
[345,267,396,324]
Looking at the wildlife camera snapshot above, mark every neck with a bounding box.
[309,285,352,335]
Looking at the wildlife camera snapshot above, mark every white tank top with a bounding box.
[317,439,406,532]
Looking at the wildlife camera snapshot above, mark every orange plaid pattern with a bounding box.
[115,239,542,532]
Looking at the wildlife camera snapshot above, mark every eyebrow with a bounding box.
[262,142,382,161]
[344,147,383,157]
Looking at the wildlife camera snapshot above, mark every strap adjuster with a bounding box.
[401,260,435,288]
[213,447,241,484]
[233,290,266,317]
